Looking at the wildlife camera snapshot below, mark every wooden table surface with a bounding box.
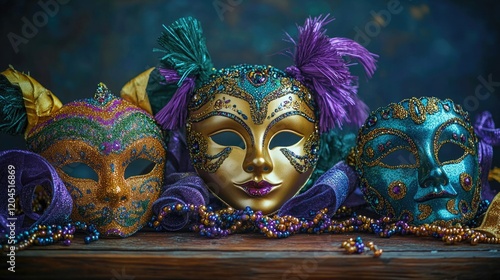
[2,229,500,280]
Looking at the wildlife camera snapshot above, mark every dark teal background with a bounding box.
[1,0,499,170]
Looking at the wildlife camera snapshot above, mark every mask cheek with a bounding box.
[59,175,114,228]
[114,178,155,227]
[119,163,164,229]
[37,143,108,225]
[361,165,419,218]
[442,157,480,218]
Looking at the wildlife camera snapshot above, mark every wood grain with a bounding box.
[2,231,500,279]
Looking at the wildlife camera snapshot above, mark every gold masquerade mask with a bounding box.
[186,65,319,214]
[149,16,377,214]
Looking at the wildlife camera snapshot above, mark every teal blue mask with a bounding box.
[355,97,481,226]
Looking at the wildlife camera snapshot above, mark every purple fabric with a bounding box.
[165,129,195,176]
[278,161,359,218]
[155,68,196,130]
[152,173,209,231]
[284,14,377,132]
[0,150,72,234]
[474,111,500,201]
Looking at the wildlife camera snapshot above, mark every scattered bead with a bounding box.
[341,237,382,257]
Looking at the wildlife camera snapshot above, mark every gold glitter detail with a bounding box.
[385,97,440,125]
[191,75,314,125]
[466,178,481,222]
[266,97,309,120]
[356,128,419,169]
[453,103,463,114]
[385,201,396,219]
[409,97,427,124]
[387,181,406,200]
[447,199,459,215]
[186,129,231,173]
[213,99,223,110]
[366,147,374,159]
[460,199,475,221]
[399,210,414,223]
[361,179,395,218]
[281,131,320,173]
[417,204,432,221]
[346,148,356,167]
[433,118,476,166]
[391,103,408,119]
[460,173,473,192]
[425,97,439,114]
[431,220,454,228]
[189,99,213,120]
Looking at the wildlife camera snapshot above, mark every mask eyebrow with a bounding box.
[358,128,420,169]
[190,111,255,146]
[434,118,472,142]
[263,111,315,146]
[433,117,476,162]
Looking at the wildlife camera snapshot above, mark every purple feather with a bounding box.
[155,68,195,130]
[285,14,377,132]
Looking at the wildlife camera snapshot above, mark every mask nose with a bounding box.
[103,172,128,204]
[243,145,273,174]
[418,157,449,189]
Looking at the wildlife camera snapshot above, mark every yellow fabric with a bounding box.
[476,193,500,238]
[2,66,62,138]
[475,167,500,237]
[489,167,500,184]
[120,67,154,115]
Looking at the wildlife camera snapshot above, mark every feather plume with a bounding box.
[285,14,377,132]
[153,17,213,130]
[0,74,27,135]
[155,16,213,85]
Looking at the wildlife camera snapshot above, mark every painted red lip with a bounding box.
[238,181,275,197]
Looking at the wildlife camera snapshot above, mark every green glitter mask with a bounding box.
[26,83,167,237]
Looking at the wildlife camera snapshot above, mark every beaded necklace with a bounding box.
[2,222,100,252]
[2,200,495,253]
[2,185,100,252]
[150,200,498,245]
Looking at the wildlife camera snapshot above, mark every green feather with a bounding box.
[0,74,27,135]
[155,16,213,85]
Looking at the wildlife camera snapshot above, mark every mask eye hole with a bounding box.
[269,131,303,149]
[61,162,99,181]
[125,158,156,179]
[380,149,417,167]
[210,131,245,149]
[438,142,466,164]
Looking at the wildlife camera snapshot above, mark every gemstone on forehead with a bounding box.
[93,82,114,105]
